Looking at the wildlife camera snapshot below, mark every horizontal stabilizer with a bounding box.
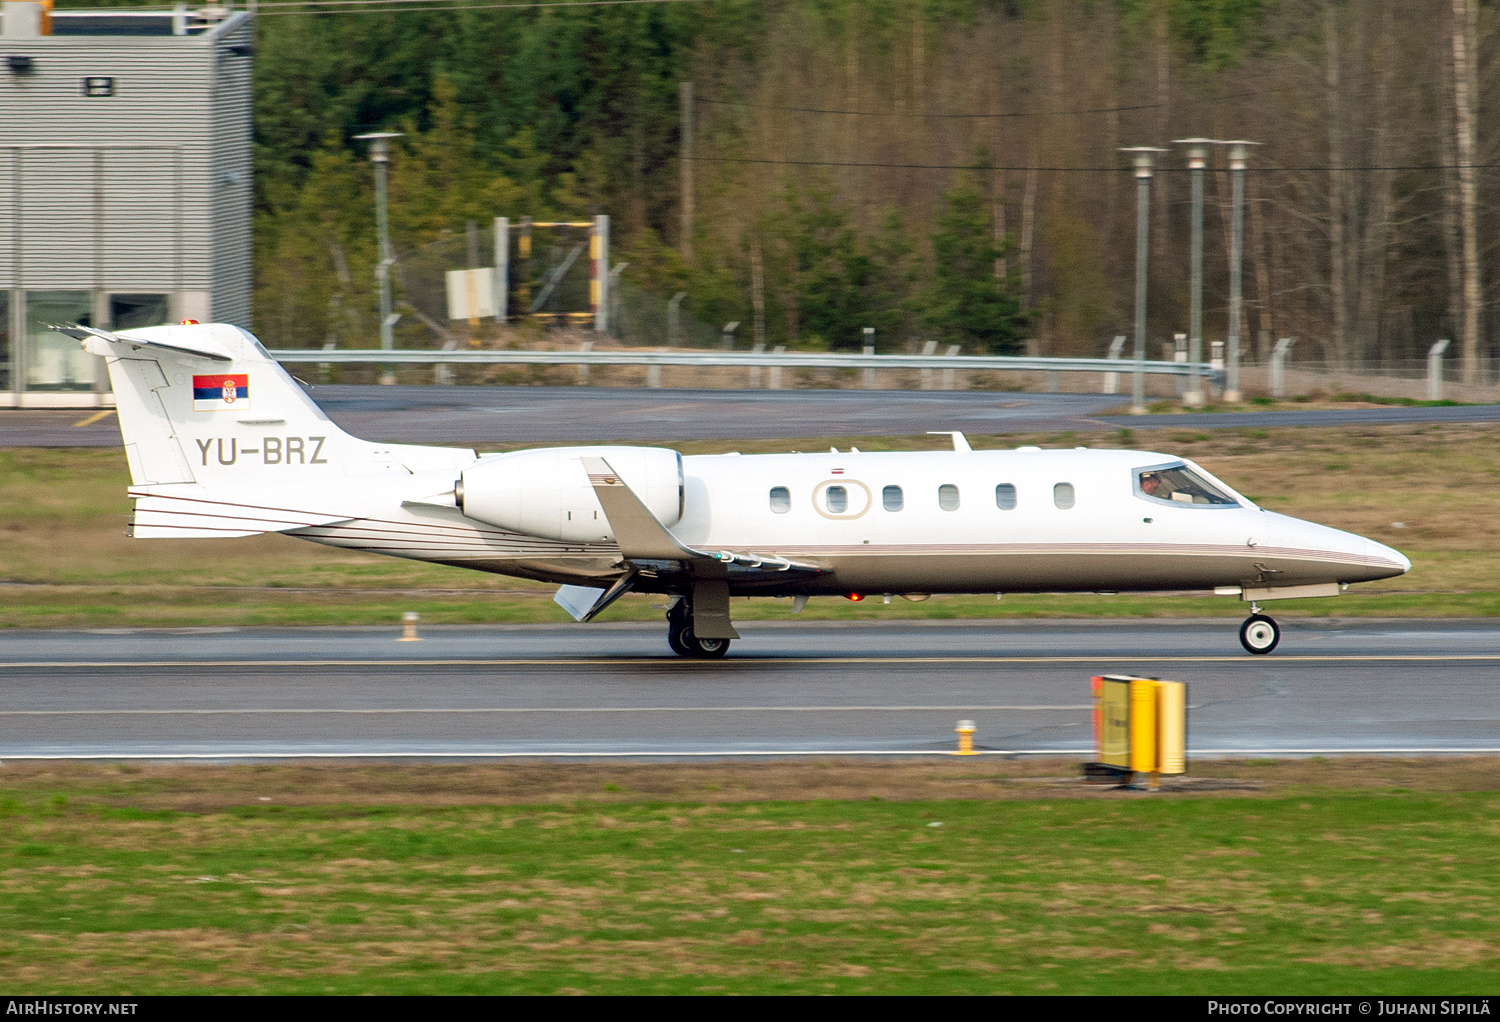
[58,324,234,363]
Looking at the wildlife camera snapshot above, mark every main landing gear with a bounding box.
[1239,605,1281,655]
[666,597,731,659]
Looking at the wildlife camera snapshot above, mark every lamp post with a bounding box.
[1174,139,1212,406]
[354,131,404,385]
[1121,147,1167,415]
[1174,138,1260,403]
[1223,141,1259,403]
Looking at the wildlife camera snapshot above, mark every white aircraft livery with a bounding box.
[67,322,1410,657]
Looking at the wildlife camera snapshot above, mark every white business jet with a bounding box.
[67,322,1409,657]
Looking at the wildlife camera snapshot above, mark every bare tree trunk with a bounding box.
[1021,160,1037,307]
[1451,0,1482,382]
[1151,5,1170,289]
[1249,167,1274,362]
[1326,4,1350,369]
[989,70,1006,279]
[1354,0,1396,365]
[750,234,765,347]
[912,0,925,113]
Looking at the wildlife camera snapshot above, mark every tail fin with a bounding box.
[73,323,472,537]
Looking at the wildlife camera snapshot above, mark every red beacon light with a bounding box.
[847,593,864,602]
[179,319,199,325]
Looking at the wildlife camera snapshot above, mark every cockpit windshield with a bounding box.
[1135,463,1239,506]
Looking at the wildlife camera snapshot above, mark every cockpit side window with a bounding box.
[1135,463,1238,506]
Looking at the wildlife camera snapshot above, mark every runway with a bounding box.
[10,385,1500,447]
[2,620,1497,760]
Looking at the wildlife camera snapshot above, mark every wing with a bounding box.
[579,455,824,584]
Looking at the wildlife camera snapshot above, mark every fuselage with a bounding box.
[291,445,1410,598]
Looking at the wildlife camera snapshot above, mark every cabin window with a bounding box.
[769,486,791,513]
[883,484,904,511]
[825,485,849,514]
[1053,482,1075,509]
[938,484,960,511]
[1136,464,1238,506]
[995,483,1017,510]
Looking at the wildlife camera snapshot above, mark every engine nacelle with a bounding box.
[458,445,683,543]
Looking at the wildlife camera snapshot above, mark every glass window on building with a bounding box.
[0,292,10,392]
[25,291,97,392]
[110,294,170,331]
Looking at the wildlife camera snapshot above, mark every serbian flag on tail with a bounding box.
[193,374,250,412]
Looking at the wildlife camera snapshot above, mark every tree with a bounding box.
[923,176,1028,353]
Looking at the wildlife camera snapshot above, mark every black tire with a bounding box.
[1239,614,1280,655]
[689,634,731,659]
[666,599,692,657]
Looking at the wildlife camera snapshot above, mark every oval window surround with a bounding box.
[811,479,872,520]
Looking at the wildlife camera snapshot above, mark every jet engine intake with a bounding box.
[458,445,683,543]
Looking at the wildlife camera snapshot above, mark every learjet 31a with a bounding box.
[68,322,1410,657]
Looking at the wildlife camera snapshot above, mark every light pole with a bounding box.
[1175,138,1260,403]
[354,131,403,385]
[1121,147,1167,415]
[1223,141,1259,403]
[1174,139,1211,406]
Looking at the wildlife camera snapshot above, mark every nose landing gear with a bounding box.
[666,597,731,659]
[1239,606,1280,654]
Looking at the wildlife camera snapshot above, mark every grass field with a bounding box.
[3,421,1500,627]
[1,759,1497,994]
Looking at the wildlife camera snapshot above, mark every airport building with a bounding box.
[0,2,252,405]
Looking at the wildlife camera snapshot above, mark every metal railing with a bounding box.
[270,346,1221,389]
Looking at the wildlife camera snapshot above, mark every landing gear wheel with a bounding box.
[1240,613,1280,655]
[665,596,732,658]
[666,598,692,657]
[668,622,731,659]
[687,634,730,659]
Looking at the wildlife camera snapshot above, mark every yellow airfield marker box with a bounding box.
[1090,675,1187,784]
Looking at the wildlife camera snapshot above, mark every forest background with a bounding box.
[167,0,1500,379]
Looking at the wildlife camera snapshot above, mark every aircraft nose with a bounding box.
[1366,537,1411,577]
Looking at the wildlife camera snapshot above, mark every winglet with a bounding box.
[580,456,702,561]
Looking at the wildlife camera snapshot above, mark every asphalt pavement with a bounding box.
[9,385,1500,447]
[3,619,1497,760]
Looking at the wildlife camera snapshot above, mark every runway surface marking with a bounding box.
[6,654,1500,668]
[70,409,115,428]
[6,747,1500,761]
[0,704,1094,716]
